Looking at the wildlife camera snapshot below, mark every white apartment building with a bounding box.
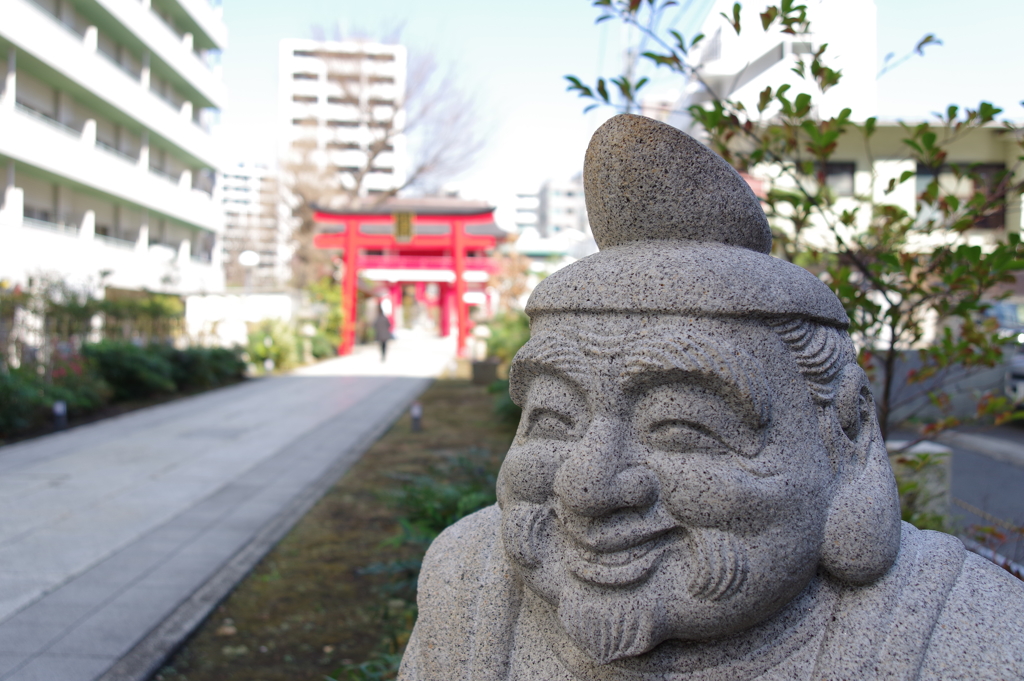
[685,0,878,121]
[0,0,226,294]
[278,39,408,200]
[218,162,292,289]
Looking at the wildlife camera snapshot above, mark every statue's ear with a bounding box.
[819,364,902,585]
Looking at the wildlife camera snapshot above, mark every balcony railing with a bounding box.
[15,102,81,139]
[97,48,142,82]
[96,140,140,164]
[26,0,84,38]
[149,166,180,184]
[22,217,79,235]
[95,233,136,249]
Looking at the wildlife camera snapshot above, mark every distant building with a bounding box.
[218,163,292,289]
[0,0,227,294]
[278,38,408,200]
[685,0,878,120]
[516,175,589,239]
[513,174,597,273]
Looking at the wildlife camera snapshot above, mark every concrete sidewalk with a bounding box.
[0,332,455,681]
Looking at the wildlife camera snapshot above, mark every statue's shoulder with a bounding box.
[400,505,520,681]
[920,538,1024,679]
[421,503,502,575]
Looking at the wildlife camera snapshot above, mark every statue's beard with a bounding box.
[502,504,750,664]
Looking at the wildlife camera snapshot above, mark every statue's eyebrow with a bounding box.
[508,335,585,407]
[617,339,770,428]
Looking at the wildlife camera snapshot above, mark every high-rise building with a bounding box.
[218,162,292,289]
[278,39,407,200]
[0,0,226,294]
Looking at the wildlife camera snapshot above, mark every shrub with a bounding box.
[248,319,298,374]
[0,370,49,437]
[154,345,246,391]
[50,354,111,415]
[486,311,530,363]
[83,341,176,400]
[488,379,522,425]
[310,332,338,359]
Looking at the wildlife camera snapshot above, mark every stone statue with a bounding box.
[399,114,1024,680]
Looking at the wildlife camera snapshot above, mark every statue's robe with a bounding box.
[399,505,1024,681]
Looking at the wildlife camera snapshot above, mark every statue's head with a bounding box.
[496,114,902,665]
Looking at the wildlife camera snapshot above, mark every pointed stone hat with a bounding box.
[525,114,849,327]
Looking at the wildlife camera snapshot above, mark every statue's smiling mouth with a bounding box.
[565,533,675,587]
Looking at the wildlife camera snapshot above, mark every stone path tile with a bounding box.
[0,332,455,681]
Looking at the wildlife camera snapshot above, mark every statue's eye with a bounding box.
[528,409,575,440]
[645,420,731,454]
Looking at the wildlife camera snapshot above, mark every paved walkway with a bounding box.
[0,332,455,681]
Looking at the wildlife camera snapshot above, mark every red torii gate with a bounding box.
[312,201,504,357]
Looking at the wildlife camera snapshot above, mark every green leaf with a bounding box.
[914,33,942,55]
[721,2,742,34]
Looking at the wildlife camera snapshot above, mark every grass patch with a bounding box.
[152,379,516,681]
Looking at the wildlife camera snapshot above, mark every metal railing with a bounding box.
[96,140,140,164]
[95,233,137,249]
[96,47,142,82]
[15,103,81,139]
[22,217,79,236]
[26,0,85,38]
[148,166,180,184]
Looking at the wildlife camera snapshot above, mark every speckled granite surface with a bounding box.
[399,114,1024,680]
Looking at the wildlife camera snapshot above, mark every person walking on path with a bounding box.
[375,303,394,362]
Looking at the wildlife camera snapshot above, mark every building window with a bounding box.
[823,162,855,197]
[328,96,359,105]
[293,72,318,80]
[326,119,358,128]
[293,95,317,103]
[917,163,1007,229]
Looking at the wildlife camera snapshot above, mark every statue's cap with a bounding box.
[525,114,849,328]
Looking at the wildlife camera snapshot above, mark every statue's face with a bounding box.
[497,313,835,664]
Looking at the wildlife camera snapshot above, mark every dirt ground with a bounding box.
[151,379,516,681]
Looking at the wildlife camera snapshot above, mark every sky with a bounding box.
[216,0,1024,227]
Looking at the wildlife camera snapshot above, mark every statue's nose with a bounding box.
[553,417,659,517]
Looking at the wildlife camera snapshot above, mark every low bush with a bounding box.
[84,341,176,401]
[50,354,112,415]
[486,311,530,364]
[311,331,338,359]
[247,319,299,374]
[153,345,246,391]
[330,447,502,681]
[0,343,243,441]
[0,369,50,437]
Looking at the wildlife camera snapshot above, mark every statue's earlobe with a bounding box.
[819,365,902,585]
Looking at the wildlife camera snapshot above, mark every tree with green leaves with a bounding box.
[566,0,1024,440]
